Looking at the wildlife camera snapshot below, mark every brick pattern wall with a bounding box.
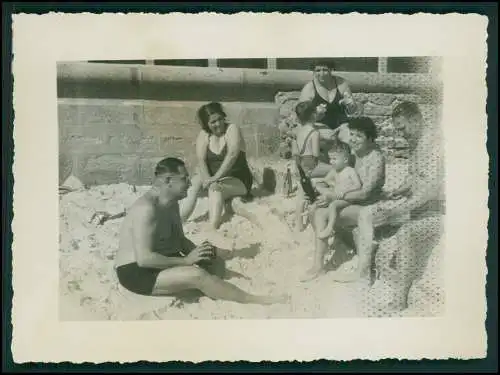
[59,100,281,186]
[276,91,442,159]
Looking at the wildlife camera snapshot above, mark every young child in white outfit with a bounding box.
[301,141,362,281]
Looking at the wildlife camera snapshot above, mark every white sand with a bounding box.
[59,161,444,321]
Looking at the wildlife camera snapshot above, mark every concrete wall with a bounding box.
[58,63,442,186]
[276,91,442,159]
[58,99,281,186]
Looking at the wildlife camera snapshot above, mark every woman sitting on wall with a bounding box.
[193,102,254,230]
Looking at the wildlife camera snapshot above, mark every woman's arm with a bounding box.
[338,82,360,116]
[342,152,385,203]
[210,123,243,181]
[299,82,316,103]
[196,131,211,181]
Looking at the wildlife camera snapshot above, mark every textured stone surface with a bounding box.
[274,90,441,160]
[59,100,282,185]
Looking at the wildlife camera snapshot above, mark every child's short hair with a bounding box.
[328,140,354,164]
[329,140,351,155]
[295,100,317,124]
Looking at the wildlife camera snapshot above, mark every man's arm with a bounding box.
[132,204,187,269]
[386,173,440,218]
[387,175,413,198]
[387,138,442,217]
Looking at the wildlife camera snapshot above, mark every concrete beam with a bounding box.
[57,62,441,101]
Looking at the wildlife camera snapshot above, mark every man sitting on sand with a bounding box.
[114,157,289,305]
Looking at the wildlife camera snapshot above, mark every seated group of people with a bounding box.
[114,59,445,313]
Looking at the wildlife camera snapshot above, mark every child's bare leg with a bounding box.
[317,201,336,239]
[295,191,308,232]
[317,200,352,239]
[301,207,329,281]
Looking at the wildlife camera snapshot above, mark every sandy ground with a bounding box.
[59,160,444,321]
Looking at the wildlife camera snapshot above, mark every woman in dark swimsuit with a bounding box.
[195,102,254,229]
[299,59,361,178]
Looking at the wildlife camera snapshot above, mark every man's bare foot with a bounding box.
[251,293,291,305]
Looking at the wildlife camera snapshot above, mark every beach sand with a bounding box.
[59,160,444,321]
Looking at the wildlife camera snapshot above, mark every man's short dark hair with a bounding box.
[392,101,424,121]
[347,116,378,142]
[154,157,186,177]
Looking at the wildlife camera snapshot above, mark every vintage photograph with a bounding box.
[58,56,445,321]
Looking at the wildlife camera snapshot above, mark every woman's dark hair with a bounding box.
[197,102,227,134]
[392,101,424,122]
[295,100,317,124]
[347,116,378,142]
[310,58,337,71]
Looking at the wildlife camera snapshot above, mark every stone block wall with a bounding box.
[59,100,281,186]
[276,91,442,160]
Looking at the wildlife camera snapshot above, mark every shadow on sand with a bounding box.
[169,243,261,305]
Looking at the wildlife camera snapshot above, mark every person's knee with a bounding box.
[208,183,222,194]
[185,266,210,286]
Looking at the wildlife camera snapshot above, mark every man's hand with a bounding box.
[183,242,216,265]
[371,207,395,227]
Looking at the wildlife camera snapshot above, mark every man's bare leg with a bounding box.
[295,189,308,232]
[152,266,289,305]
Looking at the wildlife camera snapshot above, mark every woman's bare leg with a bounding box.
[208,185,225,229]
[330,205,374,282]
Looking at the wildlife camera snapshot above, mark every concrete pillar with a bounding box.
[208,59,218,68]
[378,57,388,73]
[145,60,154,65]
[267,58,277,70]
